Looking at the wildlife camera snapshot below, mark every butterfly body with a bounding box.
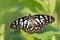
[10,14,55,33]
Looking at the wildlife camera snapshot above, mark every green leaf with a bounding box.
[31,25,60,40]
[48,0,56,14]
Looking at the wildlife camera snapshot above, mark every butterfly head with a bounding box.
[29,14,32,17]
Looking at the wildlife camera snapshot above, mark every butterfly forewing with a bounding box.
[34,15,55,24]
[10,14,55,33]
[34,15,46,26]
[10,16,27,29]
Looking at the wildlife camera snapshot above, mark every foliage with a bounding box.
[0,0,60,40]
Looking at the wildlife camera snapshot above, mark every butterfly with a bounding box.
[10,14,55,33]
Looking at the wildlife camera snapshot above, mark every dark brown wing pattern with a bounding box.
[10,14,55,33]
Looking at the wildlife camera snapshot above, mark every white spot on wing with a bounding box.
[21,22,23,25]
[16,20,18,25]
[19,18,23,26]
[40,16,43,18]
[40,22,41,24]
[35,27,38,29]
[50,19,51,21]
[49,17,52,22]
[24,25,25,27]
[13,25,15,27]
[16,20,18,22]
[27,20,30,28]
[30,28,33,30]
[35,18,41,24]
[49,16,51,18]
[24,20,27,24]
[45,16,48,20]
[20,26,23,28]
[13,22,15,24]
[40,18,44,23]
[41,19,43,22]
[20,18,23,21]
[43,22,45,25]
[35,19,40,22]
[26,29,28,31]
[33,20,38,25]
[19,21,23,26]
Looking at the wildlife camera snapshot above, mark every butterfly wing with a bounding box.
[32,15,55,32]
[10,16,28,29]
[10,14,55,33]
[34,15,55,24]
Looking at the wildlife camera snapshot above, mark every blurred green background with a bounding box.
[0,0,60,40]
